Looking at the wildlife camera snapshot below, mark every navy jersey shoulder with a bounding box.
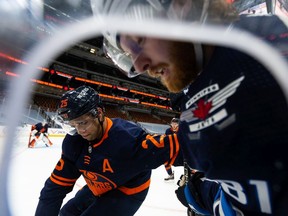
[34,122,42,128]
[62,134,88,162]
[165,127,173,135]
[103,118,147,158]
[34,123,44,131]
[111,118,146,138]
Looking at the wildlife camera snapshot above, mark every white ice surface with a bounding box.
[7,136,186,216]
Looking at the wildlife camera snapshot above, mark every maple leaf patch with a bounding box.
[192,99,212,120]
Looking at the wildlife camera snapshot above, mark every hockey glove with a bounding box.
[175,171,210,215]
[176,171,239,216]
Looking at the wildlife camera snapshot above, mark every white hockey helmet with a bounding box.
[90,0,221,78]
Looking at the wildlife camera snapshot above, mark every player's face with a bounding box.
[69,114,100,141]
[171,122,179,131]
[120,35,198,92]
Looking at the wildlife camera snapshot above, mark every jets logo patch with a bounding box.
[181,76,245,132]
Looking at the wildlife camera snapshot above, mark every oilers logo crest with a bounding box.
[181,76,245,132]
[80,170,117,196]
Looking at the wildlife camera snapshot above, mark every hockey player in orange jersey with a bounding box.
[35,86,183,216]
[28,120,53,148]
[163,117,180,181]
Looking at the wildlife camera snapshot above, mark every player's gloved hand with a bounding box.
[175,175,196,216]
[176,168,239,216]
[175,171,210,215]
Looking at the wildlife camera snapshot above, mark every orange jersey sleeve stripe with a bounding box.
[51,173,78,182]
[169,135,174,158]
[50,176,74,187]
[169,134,180,166]
[150,135,164,148]
[50,173,77,186]
[118,179,151,195]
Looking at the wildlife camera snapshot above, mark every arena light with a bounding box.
[5,71,65,89]
[63,85,69,91]
[0,52,27,65]
[49,69,55,75]
[0,51,169,102]
[5,71,18,77]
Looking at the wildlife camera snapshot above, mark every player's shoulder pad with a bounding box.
[111,118,148,142]
[112,118,144,133]
[62,134,88,162]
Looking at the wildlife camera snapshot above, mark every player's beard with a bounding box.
[161,41,199,93]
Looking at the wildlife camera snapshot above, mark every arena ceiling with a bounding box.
[0,0,277,114]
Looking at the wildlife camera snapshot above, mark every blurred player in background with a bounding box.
[28,120,53,148]
[95,0,288,215]
[163,117,179,181]
[35,86,183,216]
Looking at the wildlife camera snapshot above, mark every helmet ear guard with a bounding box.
[89,108,99,117]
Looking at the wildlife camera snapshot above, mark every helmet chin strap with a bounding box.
[97,110,105,140]
[193,43,203,73]
[192,0,209,75]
